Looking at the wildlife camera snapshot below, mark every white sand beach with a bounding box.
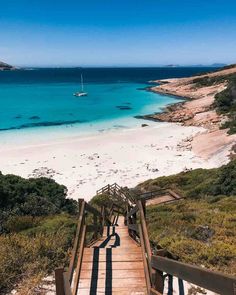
[0,122,230,201]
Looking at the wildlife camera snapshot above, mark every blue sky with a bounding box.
[1,0,236,66]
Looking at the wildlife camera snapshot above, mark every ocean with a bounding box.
[0,67,216,137]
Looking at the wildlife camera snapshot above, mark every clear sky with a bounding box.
[1,0,236,67]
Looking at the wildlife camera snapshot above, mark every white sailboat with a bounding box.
[73,74,87,97]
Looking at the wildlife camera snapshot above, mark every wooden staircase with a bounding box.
[77,217,147,294]
[55,183,236,295]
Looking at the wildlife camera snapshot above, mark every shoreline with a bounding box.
[0,121,229,201]
[142,68,236,160]
[1,67,235,199]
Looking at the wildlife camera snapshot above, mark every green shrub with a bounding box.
[214,75,236,134]
[0,214,77,293]
[0,173,77,214]
[3,215,40,233]
[146,197,236,274]
[137,160,236,199]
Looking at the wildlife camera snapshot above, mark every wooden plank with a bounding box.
[79,269,145,279]
[81,261,145,270]
[77,287,147,294]
[83,247,142,254]
[151,255,236,295]
[78,277,146,289]
[150,287,162,295]
[82,253,143,262]
[167,189,182,199]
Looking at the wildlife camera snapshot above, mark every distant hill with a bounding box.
[0,61,15,70]
[163,63,227,68]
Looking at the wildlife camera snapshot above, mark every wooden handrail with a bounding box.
[138,188,182,202]
[127,204,139,218]
[55,198,112,295]
[96,182,135,205]
[72,225,86,295]
[151,255,236,295]
[85,202,103,217]
[139,224,151,292]
[68,200,85,283]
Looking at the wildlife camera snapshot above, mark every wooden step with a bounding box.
[82,253,143,262]
[81,261,144,271]
[79,269,145,279]
[78,277,146,289]
[77,289,147,295]
[83,248,142,254]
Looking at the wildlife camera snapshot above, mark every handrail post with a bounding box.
[93,212,98,240]
[101,206,105,235]
[78,199,83,214]
[72,225,87,295]
[137,200,156,288]
[141,199,146,219]
[55,267,66,295]
[152,269,164,294]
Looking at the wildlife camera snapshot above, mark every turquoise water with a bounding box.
[0,67,216,135]
[0,81,178,131]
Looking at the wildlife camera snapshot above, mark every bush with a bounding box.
[146,197,236,274]
[137,159,236,199]
[0,214,77,293]
[3,215,40,233]
[214,75,236,134]
[0,173,78,233]
[0,173,77,213]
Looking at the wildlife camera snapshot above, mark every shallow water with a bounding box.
[0,67,216,135]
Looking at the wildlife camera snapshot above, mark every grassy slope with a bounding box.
[137,160,236,275]
[0,214,77,293]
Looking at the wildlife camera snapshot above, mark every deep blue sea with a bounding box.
[0,67,216,135]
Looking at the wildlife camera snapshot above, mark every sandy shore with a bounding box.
[0,122,227,201]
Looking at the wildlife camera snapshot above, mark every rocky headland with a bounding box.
[144,65,236,159]
[0,61,16,71]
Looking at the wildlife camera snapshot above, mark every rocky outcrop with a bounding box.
[144,65,236,130]
[0,61,15,70]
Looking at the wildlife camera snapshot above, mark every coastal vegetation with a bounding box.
[193,69,236,134]
[215,75,236,134]
[0,173,78,293]
[138,159,236,275]
[91,159,236,275]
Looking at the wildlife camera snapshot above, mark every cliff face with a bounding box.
[0,61,15,70]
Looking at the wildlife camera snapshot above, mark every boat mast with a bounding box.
[81,74,84,92]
